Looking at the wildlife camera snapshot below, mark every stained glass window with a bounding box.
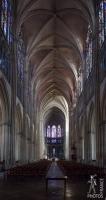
[16,33,25,102]
[0,35,11,81]
[104,0,106,34]
[51,125,56,138]
[57,125,61,137]
[99,1,105,47]
[17,35,25,81]
[77,68,83,95]
[99,0,106,47]
[85,25,92,78]
[46,125,63,138]
[1,0,13,44]
[47,125,51,137]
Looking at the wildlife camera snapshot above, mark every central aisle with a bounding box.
[46,161,64,178]
[46,161,66,199]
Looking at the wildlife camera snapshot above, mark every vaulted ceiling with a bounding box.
[16,0,95,108]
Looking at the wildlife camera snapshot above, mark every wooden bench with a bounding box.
[6,160,51,179]
[46,176,67,199]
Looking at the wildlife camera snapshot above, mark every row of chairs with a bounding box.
[57,160,104,178]
[6,160,51,179]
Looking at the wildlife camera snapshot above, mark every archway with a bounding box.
[44,107,65,159]
[38,95,69,160]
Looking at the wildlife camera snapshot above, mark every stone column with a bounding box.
[83,112,88,164]
[85,131,91,163]
[69,108,72,160]
[10,54,16,167]
[23,57,29,163]
[20,133,24,163]
[94,6,102,166]
[100,120,106,166]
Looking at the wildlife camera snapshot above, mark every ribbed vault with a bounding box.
[16,0,95,109]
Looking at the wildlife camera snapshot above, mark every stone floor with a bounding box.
[0,162,105,200]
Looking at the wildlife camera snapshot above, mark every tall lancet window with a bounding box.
[77,67,83,95]
[85,25,92,78]
[16,33,25,102]
[1,0,13,44]
[17,33,25,81]
[51,125,56,138]
[98,0,106,47]
[47,125,51,138]
[57,125,61,137]
[105,0,106,34]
